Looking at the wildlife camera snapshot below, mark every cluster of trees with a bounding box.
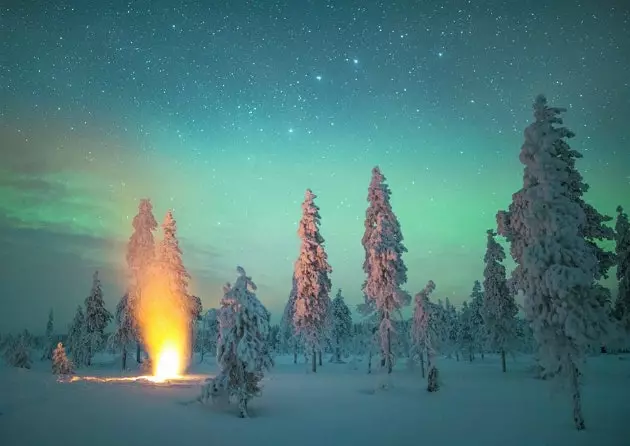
[2,94,630,426]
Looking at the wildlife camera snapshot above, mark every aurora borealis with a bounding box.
[1,0,629,332]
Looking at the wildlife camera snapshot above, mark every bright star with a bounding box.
[315,75,322,81]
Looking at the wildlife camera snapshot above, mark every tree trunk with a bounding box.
[312,348,317,373]
[570,362,585,430]
[335,336,341,362]
[456,351,460,362]
[368,350,372,374]
[318,351,322,366]
[136,343,142,363]
[501,349,506,373]
[481,350,485,360]
[121,346,127,370]
[293,349,297,364]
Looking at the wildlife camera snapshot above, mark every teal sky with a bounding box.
[1,0,628,332]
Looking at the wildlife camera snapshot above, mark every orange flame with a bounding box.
[135,273,190,382]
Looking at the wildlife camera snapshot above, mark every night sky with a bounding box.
[1,0,629,333]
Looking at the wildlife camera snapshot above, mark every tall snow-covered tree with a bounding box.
[483,230,518,372]
[84,270,113,366]
[411,280,436,378]
[444,299,460,359]
[214,267,274,418]
[41,309,54,360]
[109,293,135,370]
[292,189,332,373]
[362,166,409,374]
[330,289,352,363]
[126,198,158,363]
[155,209,193,360]
[497,94,610,430]
[68,305,88,367]
[614,206,630,331]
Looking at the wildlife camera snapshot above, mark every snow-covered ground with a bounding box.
[1,353,628,446]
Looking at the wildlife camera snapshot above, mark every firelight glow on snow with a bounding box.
[0,1,629,331]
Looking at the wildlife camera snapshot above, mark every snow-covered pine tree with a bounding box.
[84,270,113,366]
[469,281,486,360]
[292,189,332,373]
[614,206,630,332]
[41,308,54,361]
[214,267,274,418]
[126,198,158,363]
[188,295,203,360]
[109,293,135,370]
[458,301,474,361]
[498,94,610,430]
[199,309,218,362]
[3,331,32,369]
[52,342,74,375]
[445,298,460,359]
[362,167,409,374]
[278,276,299,361]
[331,289,352,363]
[411,280,436,378]
[68,305,88,367]
[483,230,518,372]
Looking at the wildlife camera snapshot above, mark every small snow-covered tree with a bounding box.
[214,267,274,418]
[126,198,158,363]
[109,293,135,370]
[445,299,460,359]
[199,309,218,362]
[483,230,518,372]
[68,305,88,367]
[614,206,630,332]
[84,270,113,366]
[41,309,55,361]
[458,301,474,361]
[362,167,409,374]
[293,189,332,373]
[3,331,32,369]
[499,95,611,430]
[331,289,352,362]
[52,343,74,375]
[469,281,486,359]
[411,280,436,378]
[278,276,299,361]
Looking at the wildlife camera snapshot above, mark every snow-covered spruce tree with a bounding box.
[52,342,74,375]
[498,95,610,430]
[84,271,112,366]
[362,167,409,374]
[331,289,352,362]
[445,299,460,360]
[292,189,332,373]
[278,276,299,361]
[41,308,54,361]
[68,305,88,367]
[199,309,218,362]
[109,293,135,370]
[614,206,630,332]
[458,301,474,361]
[356,297,380,373]
[3,331,32,369]
[214,267,274,418]
[469,281,487,360]
[126,198,158,363]
[411,280,436,378]
[189,295,203,360]
[483,230,518,372]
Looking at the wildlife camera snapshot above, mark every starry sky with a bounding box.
[1,0,629,333]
